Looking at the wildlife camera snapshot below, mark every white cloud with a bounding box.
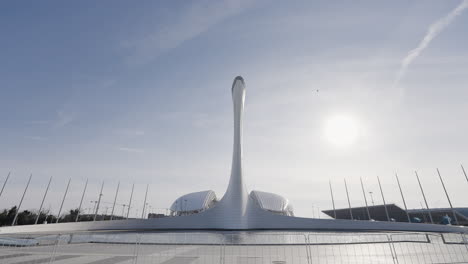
[24,136,46,141]
[393,0,468,87]
[55,110,74,128]
[115,129,145,137]
[117,147,144,153]
[24,120,51,125]
[24,110,74,130]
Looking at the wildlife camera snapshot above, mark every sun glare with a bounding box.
[324,114,359,147]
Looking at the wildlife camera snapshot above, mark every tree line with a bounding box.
[0,206,123,226]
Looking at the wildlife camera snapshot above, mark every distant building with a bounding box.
[323,205,468,226]
[148,213,166,219]
[323,204,408,222]
[407,208,468,225]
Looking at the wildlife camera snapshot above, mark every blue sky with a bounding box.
[1,0,468,218]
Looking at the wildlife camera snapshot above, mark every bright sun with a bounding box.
[324,114,360,147]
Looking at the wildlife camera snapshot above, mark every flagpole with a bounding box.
[360,177,371,220]
[329,180,337,219]
[344,178,353,220]
[141,184,149,219]
[395,173,411,223]
[75,178,88,222]
[0,172,10,200]
[437,168,458,225]
[35,176,52,224]
[94,181,104,221]
[415,171,434,224]
[56,178,71,223]
[127,183,134,219]
[12,174,32,226]
[110,181,120,220]
[377,176,390,221]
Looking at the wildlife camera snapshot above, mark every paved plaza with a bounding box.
[1,231,468,263]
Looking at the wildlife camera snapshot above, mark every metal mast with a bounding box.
[437,168,458,225]
[0,172,10,200]
[415,171,434,224]
[141,184,149,219]
[35,176,52,224]
[461,165,468,184]
[344,178,353,220]
[359,177,371,220]
[94,181,104,221]
[127,183,134,219]
[75,178,88,222]
[395,173,411,223]
[56,178,71,223]
[12,174,32,226]
[329,180,337,219]
[110,181,120,220]
[377,176,390,221]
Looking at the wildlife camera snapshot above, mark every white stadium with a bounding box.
[170,190,218,216]
[171,190,294,217]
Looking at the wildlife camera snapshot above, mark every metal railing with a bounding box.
[0,231,467,263]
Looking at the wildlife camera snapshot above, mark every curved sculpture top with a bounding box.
[215,76,250,225]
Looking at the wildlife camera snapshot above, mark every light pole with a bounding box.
[369,191,375,206]
[121,204,127,218]
[94,181,104,222]
[127,183,134,219]
[104,206,109,219]
[90,201,98,215]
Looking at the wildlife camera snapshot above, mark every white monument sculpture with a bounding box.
[1,76,466,234]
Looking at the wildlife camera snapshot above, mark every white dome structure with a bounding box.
[250,190,294,216]
[170,190,217,216]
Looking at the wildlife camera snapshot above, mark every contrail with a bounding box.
[393,0,468,87]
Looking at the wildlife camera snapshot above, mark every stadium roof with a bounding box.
[323,205,468,225]
[323,204,409,222]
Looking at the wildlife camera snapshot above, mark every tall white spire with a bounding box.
[213,76,251,228]
[225,76,248,201]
